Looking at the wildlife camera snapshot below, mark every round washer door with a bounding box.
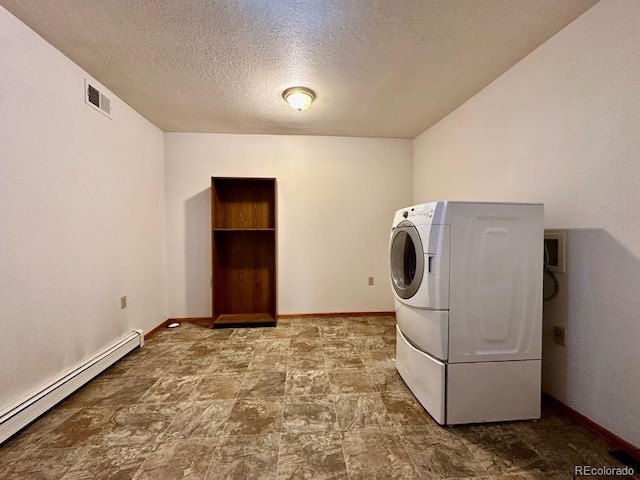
[390,221,424,299]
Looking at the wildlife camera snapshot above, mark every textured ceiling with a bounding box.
[2,0,598,138]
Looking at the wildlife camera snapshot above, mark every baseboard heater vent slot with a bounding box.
[0,329,143,444]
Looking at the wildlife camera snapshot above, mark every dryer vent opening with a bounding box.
[84,79,111,118]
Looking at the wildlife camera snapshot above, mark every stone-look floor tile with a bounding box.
[358,345,395,363]
[0,448,26,476]
[349,324,391,337]
[320,338,354,350]
[319,326,351,339]
[189,373,245,401]
[238,371,286,398]
[58,376,159,409]
[100,404,182,446]
[275,317,296,326]
[229,328,265,341]
[0,407,80,454]
[61,445,151,480]
[156,324,216,342]
[318,317,350,327]
[399,425,489,479]
[206,433,279,480]
[322,339,358,351]
[255,338,291,355]
[249,353,289,371]
[277,432,348,480]
[352,336,396,362]
[365,360,411,393]
[208,353,251,373]
[485,472,574,480]
[282,395,339,433]
[187,342,223,357]
[132,439,217,480]
[40,407,118,448]
[345,317,370,325]
[119,351,173,371]
[288,351,326,371]
[289,325,321,338]
[122,355,185,379]
[289,337,323,353]
[167,356,217,377]
[380,390,435,427]
[164,400,235,439]
[285,369,331,396]
[322,348,364,370]
[260,326,293,339]
[220,341,257,357]
[350,336,392,351]
[518,429,622,472]
[334,393,394,430]
[377,320,397,331]
[1,447,89,480]
[327,367,377,394]
[278,317,322,327]
[455,424,549,475]
[223,397,283,435]
[1,316,623,479]
[138,375,198,404]
[509,417,574,439]
[342,428,419,479]
[127,342,172,358]
[138,342,195,360]
[206,328,235,341]
[100,357,135,377]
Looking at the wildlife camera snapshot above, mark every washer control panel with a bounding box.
[403,204,435,219]
[393,202,444,227]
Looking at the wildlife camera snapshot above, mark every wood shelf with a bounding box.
[211,177,277,329]
[213,228,276,232]
[211,177,275,229]
[213,313,276,328]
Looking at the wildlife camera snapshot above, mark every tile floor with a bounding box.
[0,316,633,479]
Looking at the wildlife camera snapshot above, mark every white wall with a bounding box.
[412,0,640,448]
[164,133,413,317]
[0,8,167,414]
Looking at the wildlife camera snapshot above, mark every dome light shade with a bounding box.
[283,87,315,111]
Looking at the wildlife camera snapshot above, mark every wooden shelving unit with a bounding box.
[211,177,277,328]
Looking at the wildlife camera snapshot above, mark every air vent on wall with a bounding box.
[84,79,111,118]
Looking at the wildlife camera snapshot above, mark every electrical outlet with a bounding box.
[120,296,127,310]
[553,326,565,346]
[368,276,374,286]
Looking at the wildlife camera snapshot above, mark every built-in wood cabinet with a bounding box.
[211,177,277,327]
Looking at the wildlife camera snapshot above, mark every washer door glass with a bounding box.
[390,222,424,299]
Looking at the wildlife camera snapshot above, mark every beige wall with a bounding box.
[412,0,640,447]
[164,133,413,317]
[0,8,168,414]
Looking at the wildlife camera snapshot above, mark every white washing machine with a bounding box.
[389,201,543,425]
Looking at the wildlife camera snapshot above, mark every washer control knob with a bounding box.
[402,211,408,218]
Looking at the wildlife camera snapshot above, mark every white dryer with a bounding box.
[389,201,543,425]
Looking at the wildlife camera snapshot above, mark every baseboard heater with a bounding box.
[0,329,144,445]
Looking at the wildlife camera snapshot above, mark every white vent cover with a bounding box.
[84,79,111,118]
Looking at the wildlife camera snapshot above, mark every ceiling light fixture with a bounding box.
[283,86,315,111]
